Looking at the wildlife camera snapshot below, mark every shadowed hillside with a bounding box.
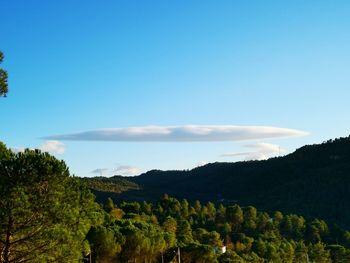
[83,136,350,227]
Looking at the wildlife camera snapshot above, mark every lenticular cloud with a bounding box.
[44,125,308,142]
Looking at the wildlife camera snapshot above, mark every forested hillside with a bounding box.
[2,139,350,262]
[86,136,350,228]
[81,175,140,201]
[89,195,350,262]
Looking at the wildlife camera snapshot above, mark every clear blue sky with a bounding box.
[1,1,350,176]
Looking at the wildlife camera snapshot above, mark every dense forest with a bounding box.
[81,176,140,195]
[2,137,350,262]
[88,194,350,262]
[86,136,350,228]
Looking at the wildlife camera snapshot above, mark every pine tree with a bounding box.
[0,144,100,262]
[0,51,8,97]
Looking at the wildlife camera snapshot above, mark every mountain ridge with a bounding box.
[83,135,350,227]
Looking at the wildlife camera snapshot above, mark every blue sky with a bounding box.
[1,1,350,176]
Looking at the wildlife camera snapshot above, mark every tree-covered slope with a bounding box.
[81,175,140,193]
[80,175,141,203]
[90,136,350,227]
[90,195,350,262]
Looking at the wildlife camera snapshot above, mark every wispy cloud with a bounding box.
[40,140,65,154]
[13,141,65,155]
[112,165,142,176]
[44,125,308,142]
[221,142,285,161]
[91,165,142,177]
[221,151,253,157]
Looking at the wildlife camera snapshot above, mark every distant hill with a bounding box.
[83,136,350,227]
[80,175,140,200]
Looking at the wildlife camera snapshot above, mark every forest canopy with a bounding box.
[1,140,350,262]
[0,143,100,262]
[87,194,350,262]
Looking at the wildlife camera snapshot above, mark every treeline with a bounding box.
[89,135,350,228]
[88,194,350,262]
[2,141,350,262]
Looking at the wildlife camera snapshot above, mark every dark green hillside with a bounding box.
[3,142,350,262]
[86,136,350,227]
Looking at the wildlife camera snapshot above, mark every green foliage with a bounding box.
[226,205,244,232]
[87,194,350,262]
[3,136,350,261]
[163,216,177,234]
[176,219,194,246]
[195,229,223,247]
[0,144,101,262]
[218,250,243,263]
[116,219,172,262]
[308,242,331,263]
[104,197,115,212]
[181,243,218,263]
[96,136,350,229]
[80,175,139,195]
[327,244,350,263]
[86,225,121,262]
[0,51,8,97]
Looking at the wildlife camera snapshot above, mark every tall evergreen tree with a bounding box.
[0,143,100,262]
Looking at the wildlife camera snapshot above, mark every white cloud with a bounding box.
[112,165,142,176]
[44,125,308,142]
[91,165,141,177]
[221,142,285,161]
[40,140,65,154]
